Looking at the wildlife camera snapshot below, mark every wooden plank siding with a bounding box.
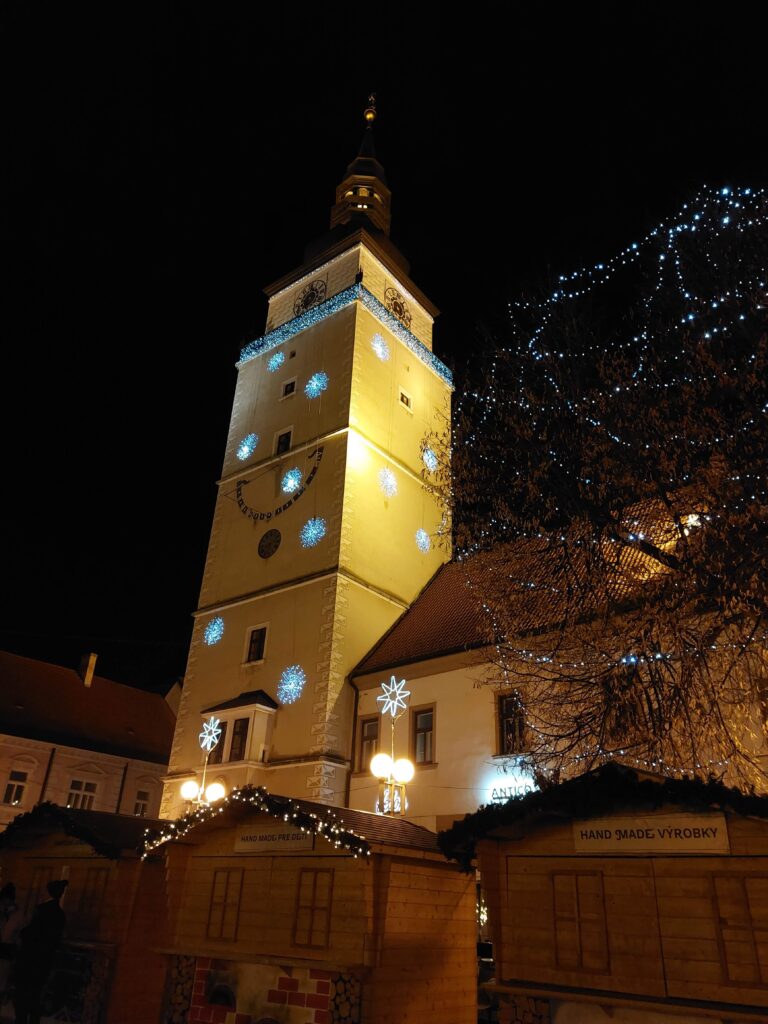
[478,812,768,1014]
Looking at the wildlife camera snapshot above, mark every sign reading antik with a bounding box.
[572,812,729,854]
[234,822,314,853]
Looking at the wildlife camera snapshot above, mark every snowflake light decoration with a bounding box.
[203,616,224,645]
[300,517,327,548]
[267,351,285,372]
[422,447,438,472]
[281,467,302,494]
[415,528,431,553]
[377,675,411,717]
[236,433,259,461]
[199,716,222,753]
[305,371,329,398]
[378,467,398,497]
[278,664,306,704]
[371,333,390,361]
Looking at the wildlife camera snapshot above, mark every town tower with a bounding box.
[162,103,452,816]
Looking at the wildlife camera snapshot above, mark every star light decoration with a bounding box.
[203,616,224,645]
[300,517,327,548]
[378,467,398,497]
[377,676,411,718]
[305,371,329,398]
[267,351,285,372]
[236,433,259,461]
[199,716,222,753]
[281,467,302,494]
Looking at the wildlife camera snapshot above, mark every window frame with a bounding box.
[206,868,244,942]
[133,789,151,817]
[2,769,28,807]
[399,386,414,413]
[67,778,98,810]
[281,377,297,400]
[551,871,609,973]
[411,703,436,766]
[358,715,380,773]
[244,624,268,665]
[274,427,293,455]
[228,717,250,762]
[497,691,527,756]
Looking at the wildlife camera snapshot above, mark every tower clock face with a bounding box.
[294,278,327,316]
[385,286,412,328]
[258,529,281,559]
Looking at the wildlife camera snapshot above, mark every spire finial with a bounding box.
[364,94,377,125]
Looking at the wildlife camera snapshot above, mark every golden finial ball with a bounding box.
[364,106,376,124]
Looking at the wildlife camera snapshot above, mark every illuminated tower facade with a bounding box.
[161,105,452,816]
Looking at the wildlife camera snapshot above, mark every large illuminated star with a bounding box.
[199,716,222,753]
[377,676,411,717]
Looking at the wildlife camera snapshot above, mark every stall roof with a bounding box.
[0,802,162,860]
[438,761,768,869]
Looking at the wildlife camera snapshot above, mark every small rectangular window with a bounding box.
[207,720,228,765]
[3,770,28,806]
[282,378,297,399]
[229,718,249,762]
[207,868,243,941]
[413,707,434,765]
[133,789,150,817]
[275,429,292,455]
[359,717,379,772]
[399,388,413,412]
[498,693,526,755]
[247,626,267,663]
[67,779,97,810]
[293,868,334,948]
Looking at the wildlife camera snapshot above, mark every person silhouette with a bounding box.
[12,879,68,1024]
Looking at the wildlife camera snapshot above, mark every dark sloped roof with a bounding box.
[0,802,162,859]
[438,762,768,869]
[143,786,439,858]
[202,689,279,713]
[0,650,175,763]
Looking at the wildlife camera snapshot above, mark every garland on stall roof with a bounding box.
[142,785,371,860]
[437,762,768,871]
[0,802,125,860]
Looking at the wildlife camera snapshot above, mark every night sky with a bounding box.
[1,5,765,690]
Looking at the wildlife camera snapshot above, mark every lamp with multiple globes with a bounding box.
[180,780,201,802]
[370,747,414,817]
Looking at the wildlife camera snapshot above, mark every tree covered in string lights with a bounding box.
[429,186,768,789]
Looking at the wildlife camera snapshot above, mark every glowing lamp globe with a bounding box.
[370,752,393,779]
[205,782,226,803]
[392,758,415,784]
[180,780,200,801]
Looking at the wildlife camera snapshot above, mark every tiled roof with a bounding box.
[354,506,682,677]
[291,797,439,853]
[202,689,279,713]
[0,650,175,763]
[353,562,492,676]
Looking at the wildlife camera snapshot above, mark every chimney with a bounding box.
[78,652,98,688]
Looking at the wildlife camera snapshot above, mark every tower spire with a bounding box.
[330,96,392,236]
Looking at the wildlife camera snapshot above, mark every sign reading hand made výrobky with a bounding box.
[572,812,729,854]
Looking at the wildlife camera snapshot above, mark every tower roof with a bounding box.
[330,96,392,235]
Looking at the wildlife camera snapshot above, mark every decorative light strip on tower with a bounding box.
[239,284,453,387]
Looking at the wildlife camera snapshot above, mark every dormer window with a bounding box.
[229,718,249,762]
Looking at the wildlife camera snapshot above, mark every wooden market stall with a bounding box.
[440,762,768,1024]
[146,786,476,1024]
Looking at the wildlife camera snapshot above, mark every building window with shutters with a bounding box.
[229,718,249,762]
[498,692,527,755]
[246,625,268,663]
[67,779,97,810]
[552,872,609,972]
[293,868,334,949]
[207,869,244,941]
[412,706,435,765]
[358,717,379,772]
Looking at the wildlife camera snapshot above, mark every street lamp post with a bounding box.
[371,676,415,815]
